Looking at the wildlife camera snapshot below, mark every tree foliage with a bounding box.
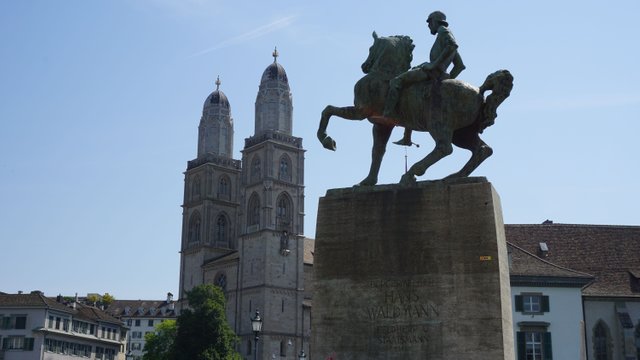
[143,320,177,360]
[101,293,115,306]
[146,284,240,360]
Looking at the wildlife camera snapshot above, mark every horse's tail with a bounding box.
[478,69,513,133]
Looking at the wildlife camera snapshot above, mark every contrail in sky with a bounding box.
[188,15,298,58]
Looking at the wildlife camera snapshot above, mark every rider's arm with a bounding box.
[449,53,465,79]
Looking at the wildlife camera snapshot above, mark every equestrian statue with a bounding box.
[317,11,513,185]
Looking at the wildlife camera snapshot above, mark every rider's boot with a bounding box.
[393,128,413,146]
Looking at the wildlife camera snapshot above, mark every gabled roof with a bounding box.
[0,292,70,313]
[106,300,177,319]
[0,292,124,325]
[506,223,640,298]
[508,242,594,287]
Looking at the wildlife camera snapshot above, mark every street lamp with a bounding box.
[251,310,263,360]
[298,349,307,360]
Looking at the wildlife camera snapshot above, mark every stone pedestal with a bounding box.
[311,177,513,360]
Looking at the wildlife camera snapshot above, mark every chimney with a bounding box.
[166,292,174,303]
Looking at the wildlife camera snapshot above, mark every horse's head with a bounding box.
[361,31,414,78]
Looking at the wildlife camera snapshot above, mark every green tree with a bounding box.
[143,320,177,360]
[173,284,240,360]
[86,294,100,306]
[102,293,115,306]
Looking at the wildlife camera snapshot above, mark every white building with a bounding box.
[105,293,177,360]
[507,223,640,360]
[0,292,127,360]
[509,242,593,359]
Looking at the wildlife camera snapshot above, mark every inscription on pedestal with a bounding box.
[363,278,443,355]
[312,179,514,359]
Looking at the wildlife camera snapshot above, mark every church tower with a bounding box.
[178,51,308,359]
[178,77,241,299]
[236,49,306,359]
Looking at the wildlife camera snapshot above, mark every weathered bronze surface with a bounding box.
[317,12,513,186]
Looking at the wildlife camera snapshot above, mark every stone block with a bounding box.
[311,177,513,359]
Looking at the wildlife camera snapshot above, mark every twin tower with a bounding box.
[178,51,309,359]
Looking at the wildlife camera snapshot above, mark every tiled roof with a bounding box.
[0,292,125,324]
[304,237,314,264]
[506,223,640,297]
[507,242,594,287]
[0,292,71,313]
[107,300,177,318]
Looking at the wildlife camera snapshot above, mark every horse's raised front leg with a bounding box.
[360,123,393,186]
[445,129,493,179]
[318,105,367,151]
[400,128,453,185]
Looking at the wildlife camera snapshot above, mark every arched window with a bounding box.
[279,340,286,356]
[215,214,228,247]
[218,175,230,199]
[191,176,201,200]
[188,212,201,243]
[220,126,228,156]
[214,272,227,291]
[248,193,260,228]
[276,193,292,229]
[279,155,291,181]
[594,320,612,360]
[251,156,261,182]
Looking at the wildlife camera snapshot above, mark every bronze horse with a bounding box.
[317,32,513,185]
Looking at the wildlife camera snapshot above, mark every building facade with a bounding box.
[178,50,310,359]
[0,292,127,360]
[105,293,177,360]
[507,223,640,360]
[508,242,593,360]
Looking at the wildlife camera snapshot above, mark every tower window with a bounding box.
[188,212,201,243]
[191,176,201,200]
[215,214,228,247]
[214,272,227,291]
[248,194,260,228]
[251,156,261,182]
[276,193,292,231]
[279,155,291,181]
[218,176,230,199]
[220,126,228,156]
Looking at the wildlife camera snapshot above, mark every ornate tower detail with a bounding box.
[178,58,309,359]
[198,76,234,157]
[179,75,241,300]
[254,47,293,135]
[237,51,307,359]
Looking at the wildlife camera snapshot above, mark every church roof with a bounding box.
[506,223,640,298]
[203,76,230,109]
[260,48,289,85]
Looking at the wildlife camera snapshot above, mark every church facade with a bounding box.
[178,51,310,359]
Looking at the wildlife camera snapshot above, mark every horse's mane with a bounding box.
[368,34,414,77]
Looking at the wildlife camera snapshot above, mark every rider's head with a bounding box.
[427,11,448,34]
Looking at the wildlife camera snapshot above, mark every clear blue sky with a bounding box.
[1,1,639,300]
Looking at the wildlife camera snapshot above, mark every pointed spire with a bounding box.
[215,75,221,91]
[272,47,279,63]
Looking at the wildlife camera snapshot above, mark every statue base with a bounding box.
[311,177,513,360]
